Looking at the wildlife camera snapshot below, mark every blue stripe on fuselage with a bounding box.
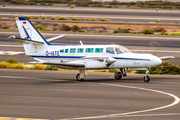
[114,57,151,61]
[30,56,151,61]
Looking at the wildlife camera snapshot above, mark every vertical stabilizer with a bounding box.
[15,17,47,44]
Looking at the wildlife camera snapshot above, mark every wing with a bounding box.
[44,62,85,69]
[32,58,85,69]
[31,55,116,69]
[160,56,174,60]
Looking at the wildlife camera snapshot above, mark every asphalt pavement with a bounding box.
[0,69,180,120]
[1,6,180,23]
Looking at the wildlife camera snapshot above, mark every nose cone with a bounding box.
[153,56,162,66]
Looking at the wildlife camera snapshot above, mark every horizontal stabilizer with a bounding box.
[160,56,174,60]
[46,34,66,42]
[7,35,44,44]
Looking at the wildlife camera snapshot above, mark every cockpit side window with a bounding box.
[115,46,128,54]
[106,47,115,54]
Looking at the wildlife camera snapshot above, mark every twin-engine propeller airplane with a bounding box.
[8,17,174,82]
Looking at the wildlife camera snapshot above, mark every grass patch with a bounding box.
[44,66,59,70]
[42,16,47,19]
[35,26,48,31]
[113,29,120,33]
[71,5,75,9]
[109,69,117,72]
[136,62,180,75]
[71,17,80,21]
[58,17,68,20]
[100,18,106,21]
[168,33,180,36]
[143,29,154,34]
[6,58,18,63]
[33,16,39,19]
[50,16,56,20]
[2,26,10,29]
[23,15,33,19]
[30,64,46,70]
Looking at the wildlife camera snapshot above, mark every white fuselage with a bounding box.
[24,44,162,69]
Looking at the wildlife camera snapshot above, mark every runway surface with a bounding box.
[1,6,180,23]
[1,32,180,47]
[0,69,180,120]
[0,32,180,64]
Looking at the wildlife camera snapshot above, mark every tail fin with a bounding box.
[15,17,50,45]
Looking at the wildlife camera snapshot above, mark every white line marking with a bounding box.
[62,83,180,120]
[0,51,24,55]
[1,13,180,20]
[0,45,23,47]
[110,113,180,118]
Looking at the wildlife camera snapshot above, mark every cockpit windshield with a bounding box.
[115,46,131,54]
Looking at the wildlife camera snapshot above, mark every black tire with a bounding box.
[76,73,84,81]
[144,75,150,82]
[114,72,122,80]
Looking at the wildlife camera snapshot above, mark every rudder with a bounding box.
[15,17,46,44]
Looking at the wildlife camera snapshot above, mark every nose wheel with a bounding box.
[144,68,150,82]
[114,72,122,80]
[144,75,150,82]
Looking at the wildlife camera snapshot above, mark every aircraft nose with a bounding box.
[152,56,162,66]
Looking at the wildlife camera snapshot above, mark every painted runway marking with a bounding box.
[0,51,24,55]
[0,45,23,47]
[62,83,180,120]
[110,113,180,117]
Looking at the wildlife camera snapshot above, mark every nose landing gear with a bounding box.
[144,69,150,82]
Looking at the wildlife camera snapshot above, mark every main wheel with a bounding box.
[144,75,150,82]
[76,73,84,81]
[114,72,122,80]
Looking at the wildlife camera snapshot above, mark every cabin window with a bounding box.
[85,48,94,53]
[70,48,76,53]
[106,47,114,54]
[65,49,68,53]
[60,49,64,53]
[77,48,84,53]
[95,48,103,53]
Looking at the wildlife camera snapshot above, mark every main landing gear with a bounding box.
[76,69,86,81]
[114,68,127,80]
[144,68,150,82]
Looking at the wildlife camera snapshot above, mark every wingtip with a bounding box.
[160,56,175,60]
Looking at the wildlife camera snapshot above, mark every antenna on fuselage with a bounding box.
[80,40,83,46]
